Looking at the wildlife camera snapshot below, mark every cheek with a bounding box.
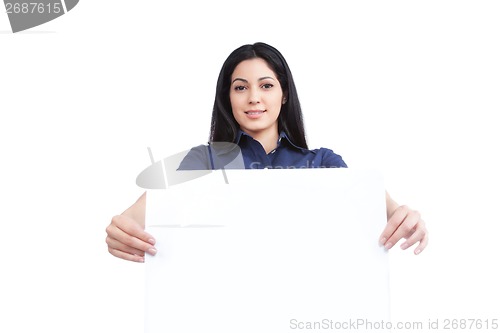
[231,101,238,114]
[229,96,239,117]
[270,93,284,110]
[230,94,246,110]
[229,93,237,107]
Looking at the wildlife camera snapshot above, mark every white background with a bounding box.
[1,1,499,332]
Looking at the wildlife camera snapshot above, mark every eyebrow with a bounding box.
[231,76,276,84]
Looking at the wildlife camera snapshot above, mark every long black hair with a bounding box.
[209,42,308,149]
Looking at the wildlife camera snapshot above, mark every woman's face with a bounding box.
[229,58,284,139]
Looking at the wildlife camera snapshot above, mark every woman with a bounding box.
[105,42,428,262]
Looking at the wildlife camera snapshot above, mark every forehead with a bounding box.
[231,58,277,79]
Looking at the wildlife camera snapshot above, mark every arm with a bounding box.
[379,191,429,255]
[105,192,157,263]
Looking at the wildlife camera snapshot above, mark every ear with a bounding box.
[282,90,289,104]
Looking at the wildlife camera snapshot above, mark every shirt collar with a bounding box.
[235,130,308,153]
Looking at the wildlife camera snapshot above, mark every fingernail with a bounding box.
[415,249,421,255]
[400,242,408,250]
[379,237,387,245]
[385,242,393,250]
[148,248,157,255]
[148,238,156,245]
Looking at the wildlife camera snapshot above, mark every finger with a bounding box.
[106,235,146,257]
[112,215,156,245]
[108,247,145,263]
[384,208,421,249]
[399,222,426,250]
[413,230,429,255]
[379,205,410,245]
[106,222,157,256]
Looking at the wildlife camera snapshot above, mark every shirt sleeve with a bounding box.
[177,145,212,170]
[319,148,348,168]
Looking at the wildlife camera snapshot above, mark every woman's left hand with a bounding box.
[380,193,429,255]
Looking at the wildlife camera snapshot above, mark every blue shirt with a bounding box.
[178,131,347,170]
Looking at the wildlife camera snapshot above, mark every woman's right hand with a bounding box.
[105,193,157,263]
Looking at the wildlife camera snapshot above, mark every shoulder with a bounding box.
[177,144,211,170]
[178,142,244,170]
[280,132,347,168]
[311,147,348,168]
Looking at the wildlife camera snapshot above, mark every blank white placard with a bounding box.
[145,168,390,333]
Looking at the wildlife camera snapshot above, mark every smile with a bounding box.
[244,110,266,119]
[244,110,266,115]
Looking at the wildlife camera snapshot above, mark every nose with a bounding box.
[248,88,260,104]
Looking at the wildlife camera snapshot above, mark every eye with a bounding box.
[234,85,246,91]
[262,83,274,89]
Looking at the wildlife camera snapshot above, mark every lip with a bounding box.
[244,110,266,119]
